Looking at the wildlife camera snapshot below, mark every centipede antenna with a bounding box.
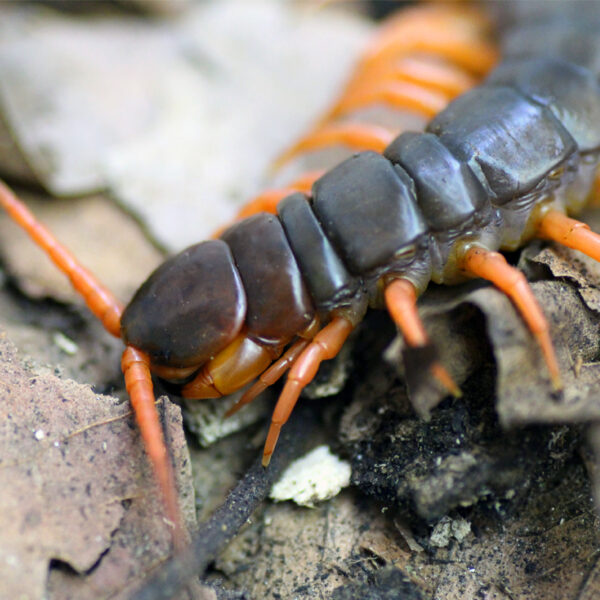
[459,246,562,391]
[0,180,123,338]
[0,178,185,549]
[384,278,461,398]
[538,210,600,262]
[225,338,310,417]
[262,316,353,466]
[271,123,394,172]
[122,346,186,551]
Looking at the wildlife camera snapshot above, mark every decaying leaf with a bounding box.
[0,334,195,600]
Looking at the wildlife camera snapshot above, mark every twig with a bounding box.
[130,406,318,600]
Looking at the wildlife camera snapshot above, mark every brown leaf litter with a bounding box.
[0,334,195,600]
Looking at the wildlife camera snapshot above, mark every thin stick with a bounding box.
[129,407,317,600]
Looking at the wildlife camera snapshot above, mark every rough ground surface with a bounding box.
[0,334,196,600]
[0,2,599,600]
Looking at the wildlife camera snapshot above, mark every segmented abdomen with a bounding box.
[122,4,600,368]
[218,7,600,326]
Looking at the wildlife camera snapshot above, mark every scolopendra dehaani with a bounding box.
[2,1,600,597]
[0,1,495,551]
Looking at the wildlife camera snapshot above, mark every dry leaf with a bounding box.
[0,334,195,600]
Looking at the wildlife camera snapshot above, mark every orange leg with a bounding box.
[238,170,323,217]
[327,57,474,121]
[538,210,600,262]
[0,179,184,549]
[342,5,497,105]
[211,170,325,238]
[273,5,496,174]
[234,170,324,219]
[225,337,311,417]
[381,55,477,96]
[270,3,498,179]
[358,32,498,82]
[459,246,562,390]
[0,180,123,337]
[327,79,450,121]
[122,346,185,551]
[384,278,461,397]
[358,5,498,77]
[262,316,353,466]
[272,123,395,172]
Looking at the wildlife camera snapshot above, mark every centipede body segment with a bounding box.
[3,2,600,558]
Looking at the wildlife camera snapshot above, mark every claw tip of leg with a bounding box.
[431,363,461,399]
[551,373,563,393]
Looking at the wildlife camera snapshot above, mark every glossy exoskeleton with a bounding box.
[122,9,600,479]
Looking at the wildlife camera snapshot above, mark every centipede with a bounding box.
[1,0,599,597]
